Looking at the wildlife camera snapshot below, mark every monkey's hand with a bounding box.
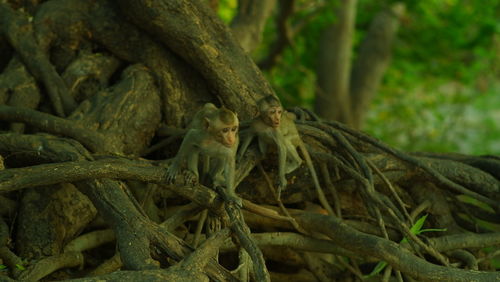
[182,170,199,186]
[166,164,179,184]
[285,158,302,174]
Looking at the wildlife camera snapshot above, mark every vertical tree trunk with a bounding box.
[350,3,405,129]
[315,0,357,125]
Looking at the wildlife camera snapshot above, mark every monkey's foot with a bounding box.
[276,177,287,199]
[276,183,287,201]
[285,159,302,174]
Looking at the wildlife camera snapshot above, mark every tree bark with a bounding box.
[115,0,275,120]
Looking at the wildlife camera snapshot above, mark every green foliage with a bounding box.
[361,0,500,154]
[365,214,446,277]
[259,0,338,108]
[217,0,237,23]
[218,0,499,154]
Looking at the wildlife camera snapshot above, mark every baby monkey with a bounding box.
[166,103,240,204]
[239,95,320,198]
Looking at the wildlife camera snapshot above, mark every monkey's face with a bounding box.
[262,106,282,128]
[205,109,239,148]
[217,124,238,147]
[209,117,238,148]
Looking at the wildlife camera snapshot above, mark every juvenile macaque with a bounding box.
[167,103,240,203]
[239,95,321,198]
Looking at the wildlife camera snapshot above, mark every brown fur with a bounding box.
[239,96,329,213]
[167,103,241,205]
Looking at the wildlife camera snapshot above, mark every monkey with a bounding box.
[166,103,241,204]
[238,95,326,204]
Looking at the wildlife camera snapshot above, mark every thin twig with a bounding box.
[337,255,364,280]
[320,163,342,218]
[367,159,413,225]
[257,163,307,234]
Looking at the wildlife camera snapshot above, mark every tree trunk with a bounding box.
[350,3,405,128]
[315,2,404,130]
[115,0,275,120]
[315,0,357,125]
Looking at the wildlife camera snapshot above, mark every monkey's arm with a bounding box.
[237,129,254,161]
[166,130,198,183]
[224,155,242,206]
[273,131,288,189]
[185,145,200,184]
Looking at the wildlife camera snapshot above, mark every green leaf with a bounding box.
[410,214,428,234]
[0,264,7,270]
[420,228,447,233]
[15,264,25,270]
[366,261,388,277]
[365,215,447,278]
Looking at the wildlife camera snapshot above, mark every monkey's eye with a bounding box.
[269,109,276,114]
[231,126,238,132]
[222,128,230,133]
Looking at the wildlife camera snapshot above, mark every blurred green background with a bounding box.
[220,0,500,155]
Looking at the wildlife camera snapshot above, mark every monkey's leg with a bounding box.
[200,154,210,184]
[257,137,268,157]
[208,158,225,187]
[237,130,254,161]
[284,142,302,174]
[210,158,242,207]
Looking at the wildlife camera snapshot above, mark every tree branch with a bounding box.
[295,211,499,281]
[0,2,76,116]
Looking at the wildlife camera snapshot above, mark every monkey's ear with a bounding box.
[203,117,211,129]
